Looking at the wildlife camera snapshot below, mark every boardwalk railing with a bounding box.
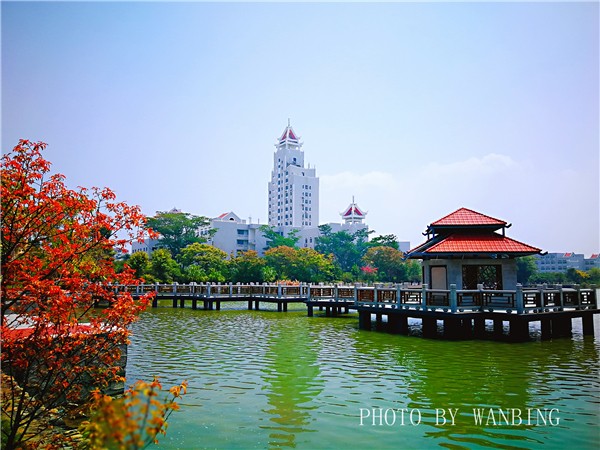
[116,282,598,314]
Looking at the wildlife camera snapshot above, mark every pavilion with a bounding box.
[406,208,542,291]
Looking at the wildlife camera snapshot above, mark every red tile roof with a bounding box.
[343,206,364,217]
[279,126,298,142]
[431,208,506,227]
[591,254,599,259]
[424,234,541,254]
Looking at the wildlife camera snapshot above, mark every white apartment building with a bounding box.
[199,212,268,257]
[268,121,319,228]
[534,252,600,273]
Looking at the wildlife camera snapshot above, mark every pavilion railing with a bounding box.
[113,282,597,313]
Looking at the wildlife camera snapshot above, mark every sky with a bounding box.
[2,1,599,255]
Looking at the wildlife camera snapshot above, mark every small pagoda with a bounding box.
[340,197,367,225]
[406,208,541,291]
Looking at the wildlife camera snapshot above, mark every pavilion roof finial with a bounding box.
[288,117,291,127]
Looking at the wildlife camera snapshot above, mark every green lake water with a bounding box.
[126,304,600,450]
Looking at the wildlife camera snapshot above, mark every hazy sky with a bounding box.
[3,1,598,255]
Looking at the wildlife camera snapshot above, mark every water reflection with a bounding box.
[126,308,600,450]
[349,320,600,449]
[260,317,323,448]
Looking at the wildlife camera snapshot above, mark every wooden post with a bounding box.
[283,302,288,312]
[334,284,339,301]
[449,284,457,313]
[152,296,158,308]
[216,301,220,311]
[516,284,524,314]
[247,300,253,310]
[421,283,428,310]
[192,298,197,310]
[254,300,259,310]
[397,284,402,308]
[179,298,185,308]
[374,285,378,304]
[354,285,358,306]
[307,284,311,302]
[277,302,282,312]
[307,304,313,317]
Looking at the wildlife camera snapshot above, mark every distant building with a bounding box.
[534,252,600,273]
[199,212,267,257]
[267,121,319,228]
[132,123,414,258]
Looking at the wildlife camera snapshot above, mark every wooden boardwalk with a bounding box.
[114,282,599,342]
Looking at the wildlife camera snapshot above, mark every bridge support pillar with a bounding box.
[583,314,595,336]
[552,316,572,338]
[307,305,313,317]
[358,311,371,330]
[254,300,259,310]
[474,318,485,339]
[493,319,504,338]
[541,318,552,340]
[444,318,461,340]
[509,319,529,342]
[422,317,437,338]
[247,300,253,310]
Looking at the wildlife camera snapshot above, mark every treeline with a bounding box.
[116,213,421,284]
[517,256,600,287]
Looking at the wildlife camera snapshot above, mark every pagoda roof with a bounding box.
[432,207,507,227]
[343,205,365,217]
[408,233,541,258]
[278,120,300,143]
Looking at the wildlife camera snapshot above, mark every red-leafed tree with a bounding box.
[1,140,157,448]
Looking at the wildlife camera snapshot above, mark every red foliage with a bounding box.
[1,140,154,447]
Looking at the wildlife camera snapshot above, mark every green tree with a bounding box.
[516,256,538,285]
[146,211,212,257]
[405,260,422,283]
[586,268,600,285]
[362,246,406,282]
[368,234,400,250]
[179,243,229,282]
[150,248,182,283]
[314,225,359,273]
[127,251,151,280]
[264,246,335,282]
[230,250,266,283]
[259,225,300,249]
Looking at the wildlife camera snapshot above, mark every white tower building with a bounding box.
[268,121,319,228]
